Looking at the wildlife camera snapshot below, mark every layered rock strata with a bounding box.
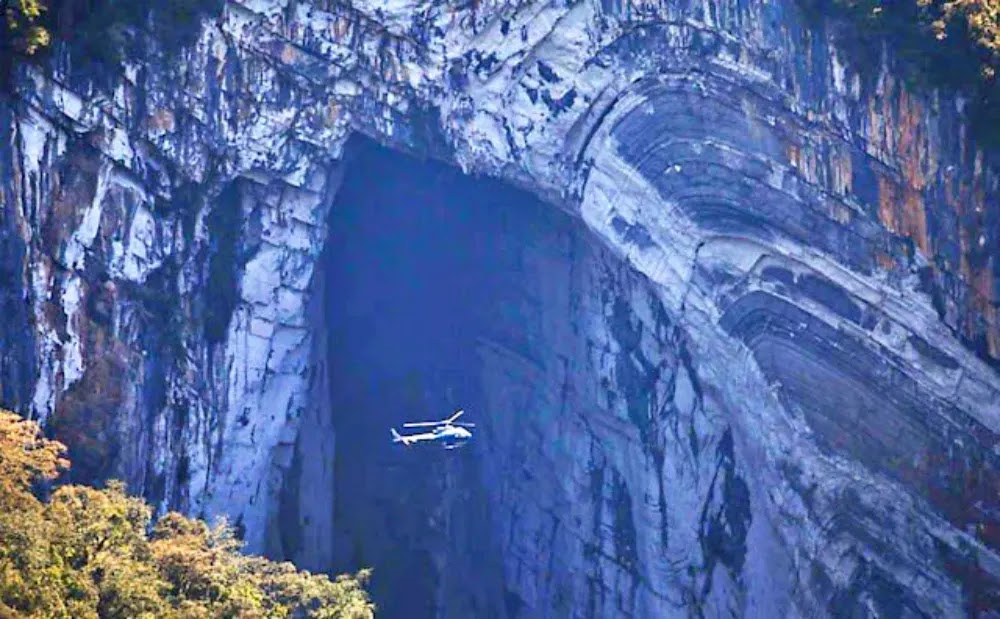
[0,0,997,616]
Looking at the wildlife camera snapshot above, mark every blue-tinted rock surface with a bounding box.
[0,0,997,616]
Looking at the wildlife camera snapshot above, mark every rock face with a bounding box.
[1,0,999,617]
[317,139,780,618]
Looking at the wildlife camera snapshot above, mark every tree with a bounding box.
[799,0,1000,142]
[0,409,375,618]
[0,409,67,498]
[1,0,50,56]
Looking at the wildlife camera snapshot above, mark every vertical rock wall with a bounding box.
[319,139,770,618]
[0,0,997,616]
[0,88,345,554]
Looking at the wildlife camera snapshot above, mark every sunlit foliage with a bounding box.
[1,0,50,56]
[1,0,223,77]
[3,0,998,143]
[800,0,1000,143]
[0,409,375,618]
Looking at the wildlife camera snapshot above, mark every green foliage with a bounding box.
[0,409,376,618]
[1,0,50,55]
[0,0,49,85]
[1,0,224,78]
[800,0,1000,145]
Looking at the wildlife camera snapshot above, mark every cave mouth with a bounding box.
[322,136,575,618]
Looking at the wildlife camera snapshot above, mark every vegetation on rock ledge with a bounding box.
[3,0,998,143]
[1,0,223,76]
[0,409,375,618]
[799,0,1000,144]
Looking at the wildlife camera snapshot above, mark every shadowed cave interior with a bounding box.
[322,137,583,619]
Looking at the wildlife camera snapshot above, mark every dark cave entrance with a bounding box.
[322,137,571,618]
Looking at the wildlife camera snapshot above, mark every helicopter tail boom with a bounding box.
[391,428,412,445]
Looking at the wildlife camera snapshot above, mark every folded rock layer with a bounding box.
[0,0,997,616]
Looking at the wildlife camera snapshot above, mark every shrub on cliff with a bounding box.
[0,409,375,618]
[1,0,223,79]
[1,0,50,56]
[800,0,1000,144]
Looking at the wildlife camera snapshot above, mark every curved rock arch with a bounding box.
[570,43,1000,616]
[1,0,998,615]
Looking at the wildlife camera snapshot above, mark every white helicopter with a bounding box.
[391,409,475,449]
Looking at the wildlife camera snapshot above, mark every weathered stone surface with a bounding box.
[0,0,997,616]
[321,140,755,618]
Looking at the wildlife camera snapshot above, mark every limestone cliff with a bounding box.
[0,0,998,617]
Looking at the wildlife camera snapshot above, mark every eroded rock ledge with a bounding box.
[0,0,997,616]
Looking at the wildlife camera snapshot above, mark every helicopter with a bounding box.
[390,409,475,449]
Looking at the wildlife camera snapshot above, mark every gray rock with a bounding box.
[0,0,997,616]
